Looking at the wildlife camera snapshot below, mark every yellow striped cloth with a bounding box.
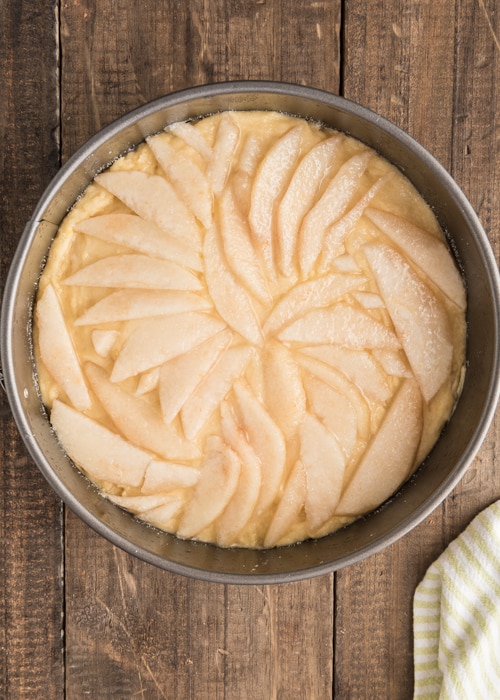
[413,501,500,698]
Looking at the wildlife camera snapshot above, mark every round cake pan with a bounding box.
[2,81,500,584]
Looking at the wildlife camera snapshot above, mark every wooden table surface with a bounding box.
[1,1,499,698]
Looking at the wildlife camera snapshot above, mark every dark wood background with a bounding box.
[1,1,499,697]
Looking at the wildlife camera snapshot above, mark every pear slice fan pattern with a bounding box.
[35,111,466,548]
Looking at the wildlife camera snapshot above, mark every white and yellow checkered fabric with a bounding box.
[413,501,500,698]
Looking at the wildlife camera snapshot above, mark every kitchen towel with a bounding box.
[413,500,500,698]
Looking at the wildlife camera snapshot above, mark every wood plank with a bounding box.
[0,433,64,700]
[336,0,500,697]
[60,1,341,698]
[343,0,456,163]
[439,0,500,535]
[65,524,334,699]
[64,520,224,699]
[0,2,63,697]
[223,580,333,699]
[60,0,341,156]
[451,0,500,258]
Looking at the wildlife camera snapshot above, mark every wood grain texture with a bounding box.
[65,523,333,700]
[60,0,341,156]
[439,0,500,543]
[0,2,63,699]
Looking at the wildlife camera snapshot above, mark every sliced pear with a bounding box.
[278,303,401,350]
[243,351,266,403]
[237,132,264,175]
[138,497,185,529]
[352,291,384,309]
[159,329,233,423]
[248,125,304,281]
[206,112,240,194]
[177,435,241,539]
[141,460,200,493]
[303,374,358,460]
[95,170,201,250]
[74,214,202,271]
[365,207,466,309]
[110,312,226,382]
[36,284,91,411]
[203,225,263,345]
[180,345,254,440]
[50,399,151,487]
[91,329,120,358]
[231,134,264,214]
[216,401,262,546]
[364,242,453,401]
[85,362,200,460]
[336,377,423,515]
[299,151,371,276]
[219,186,271,305]
[232,380,286,515]
[63,254,202,291]
[296,353,371,440]
[319,172,393,272]
[277,136,340,277]
[147,135,212,227]
[231,171,252,216]
[300,413,346,533]
[262,339,306,441]
[135,367,160,395]
[372,349,412,378]
[263,460,306,548]
[168,120,212,160]
[107,493,182,514]
[301,345,392,403]
[75,289,210,326]
[331,254,360,274]
[263,273,366,336]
